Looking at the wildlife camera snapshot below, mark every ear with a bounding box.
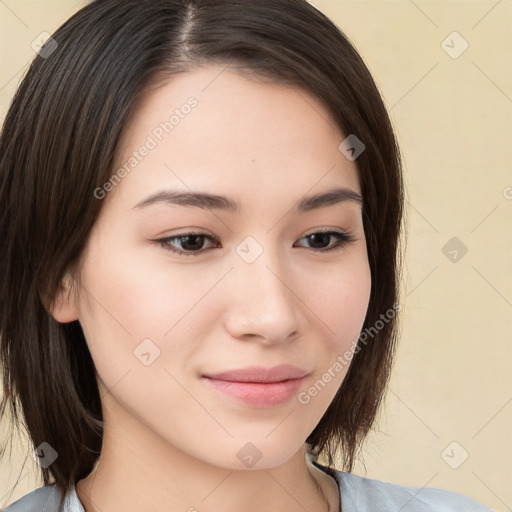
[48,273,79,323]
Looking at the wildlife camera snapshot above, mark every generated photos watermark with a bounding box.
[93,96,198,200]
[298,302,402,405]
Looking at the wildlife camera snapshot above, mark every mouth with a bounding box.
[201,365,310,407]
[202,364,309,383]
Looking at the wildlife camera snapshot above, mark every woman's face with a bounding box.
[58,64,371,469]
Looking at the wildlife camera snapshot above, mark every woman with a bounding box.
[0,1,492,511]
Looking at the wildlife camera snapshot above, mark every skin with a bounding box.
[51,63,371,512]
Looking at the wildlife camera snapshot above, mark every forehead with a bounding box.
[110,64,361,210]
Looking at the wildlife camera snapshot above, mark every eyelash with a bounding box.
[153,228,356,257]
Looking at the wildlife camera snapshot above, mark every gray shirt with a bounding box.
[1,461,493,511]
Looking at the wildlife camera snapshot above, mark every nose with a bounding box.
[223,248,304,345]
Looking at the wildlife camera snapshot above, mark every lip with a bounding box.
[202,364,309,383]
[201,365,310,408]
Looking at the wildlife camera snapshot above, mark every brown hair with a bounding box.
[0,0,405,510]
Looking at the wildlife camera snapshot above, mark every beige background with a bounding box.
[1,1,510,510]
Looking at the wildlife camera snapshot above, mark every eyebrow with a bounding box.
[131,186,363,213]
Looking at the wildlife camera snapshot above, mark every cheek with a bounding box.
[78,241,219,336]
[75,244,225,380]
[305,254,372,351]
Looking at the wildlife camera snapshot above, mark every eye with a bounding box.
[155,231,220,257]
[294,229,356,252]
[153,228,356,257]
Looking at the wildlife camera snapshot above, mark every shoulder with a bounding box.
[334,469,493,512]
[1,484,81,512]
[311,461,492,512]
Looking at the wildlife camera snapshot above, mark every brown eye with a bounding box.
[154,229,355,257]
[294,230,356,252]
[156,232,219,256]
